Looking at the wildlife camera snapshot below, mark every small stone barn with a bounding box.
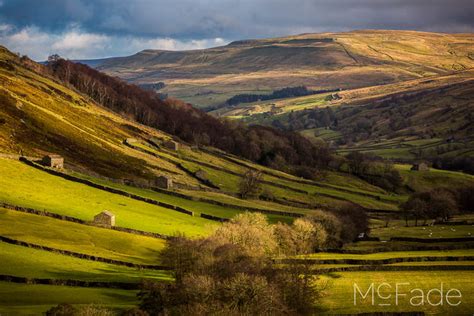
[411,162,429,171]
[164,140,179,151]
[195,170,208,181]
[93,211,116,227]
[155,176,173,189]
[42,154,64,169]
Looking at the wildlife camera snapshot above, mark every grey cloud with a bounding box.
[1,0,473,39]
[0,0,473,60]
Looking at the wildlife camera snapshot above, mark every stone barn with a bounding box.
[42,154,64,169]
[155,176,173,189]
[93,211,116,227]
[195,170,208,181]
[164,140,179,151]
[411,162,429,171]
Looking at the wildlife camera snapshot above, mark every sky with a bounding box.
[0,0,473,60]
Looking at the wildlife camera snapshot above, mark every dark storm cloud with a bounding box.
[0,0,473,60]
[2,0,473,38]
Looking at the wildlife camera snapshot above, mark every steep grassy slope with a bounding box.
[0,158,216,237]
[0,46,172,180]
[90,30,474,108]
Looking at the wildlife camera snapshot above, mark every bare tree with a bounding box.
[239,170,263,199]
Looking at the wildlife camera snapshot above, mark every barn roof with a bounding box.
[97,210,115,217]
[44,154,63,158]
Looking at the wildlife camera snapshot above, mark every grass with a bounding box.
[0,282,138,316]
[396,164,474,192]
[71,169,298,223]
[100,31,474,111]
[264,174,400,210]
[0,47,162,179]
[318,271,474,315]
[300,128,342,143]
[0,208,166,265]
[0,158,216,237]
[371,224,474,240]
[301,249,474,260]
[133,136,402,210]
[0,242,171,283]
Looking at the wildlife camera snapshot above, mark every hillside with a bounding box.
[1,45,416,214]
[225,70,474,164]
[88,30,474,108]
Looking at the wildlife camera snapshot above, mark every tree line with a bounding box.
[45,58,332,176]
[225,86,337,106]
[401,185,474,226]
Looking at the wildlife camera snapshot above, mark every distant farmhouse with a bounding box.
[411,162,429,171]
[93,211,116,227]
[155,176,173,189]
[42,154,64,169]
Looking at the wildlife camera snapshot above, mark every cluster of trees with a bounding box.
[271,107,337,132]
[226,86,323,106]
[137,82,166,91]
[432,156,474,175]
[401,186,474,225]
[135,213,324,315]
[340,152,403,192]
[45,58,333,174]
[136,211,364,315]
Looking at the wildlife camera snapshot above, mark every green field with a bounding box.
[371,224,474,240]
[0,208,165,265]
[131,139,401,210]
[0,282,139,316]
[301,249,474,261]
[318,271,474,315]
[396,164,474,192]
[0,242,171,283]
[0,158,216,237]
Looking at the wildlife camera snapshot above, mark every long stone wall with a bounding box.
[200,213,230,222]
[308,264,474,273]
[278,255,474,266]
[390,236,474,243]
[0,274,142,290]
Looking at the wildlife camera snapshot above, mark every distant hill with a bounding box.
[84,30,474,108]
